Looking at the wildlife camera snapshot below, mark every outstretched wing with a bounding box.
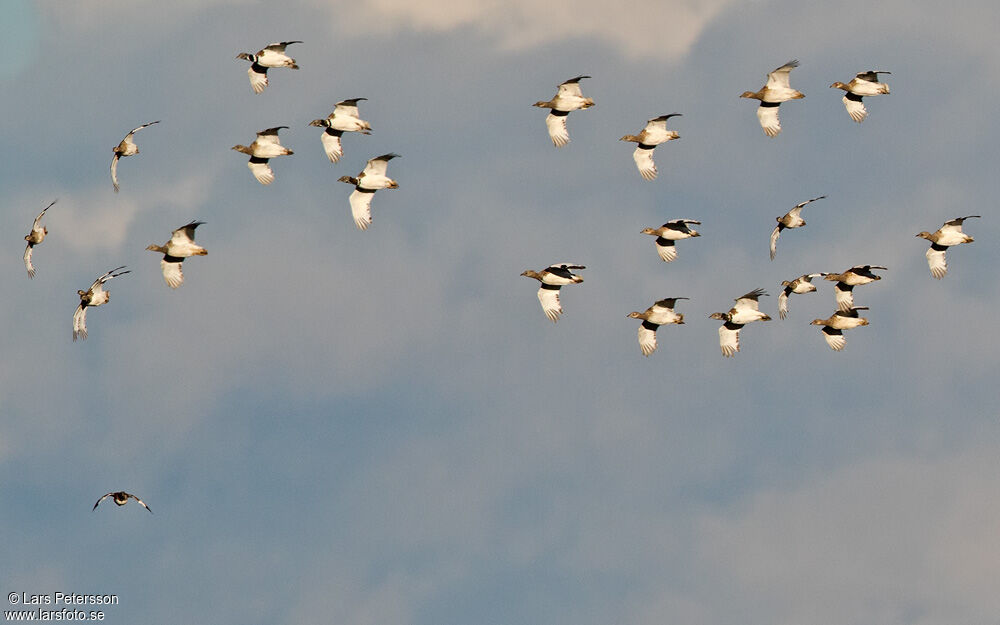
[556,75,589,98]
[110,154,121,192]
[247,63,268,93]
[925,244,948,279]
[545,112,570,147]
[537,285,563,322]
[843,93,867,123]
[821,326,846,351]
[130,494,153,513]
[765,60,799,89]
[72,304,88,342]
[349,188,375,231]
[769,225,782,260]
[92,492,115,510]
[248,157,274,185]
[718,322,742,357]
[637,321,658,356]
[756,103,782,137]
[320,129,344,162]
[654,238,677,262]
[24,244,35,279]
[161,258,185,289]
[632,146,657,180]
[33,200,56,229]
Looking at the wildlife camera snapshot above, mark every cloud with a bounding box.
[324,0,737,60]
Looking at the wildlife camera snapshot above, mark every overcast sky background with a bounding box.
[2,1,998,624]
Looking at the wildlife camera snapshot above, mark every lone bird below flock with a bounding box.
[73,266,130,342]
[770,195,826,260]
[533,75,595,147]
[709,288,771,357]
[93,491,152,513]
[620,114,681,180]
[24,199,55,279]
[627,297,687,356]
[811,307,870,351]
[236,41,301,94]
[640,219,701,263]
[337,153,400,230]
[146,221,208,289]
[830,71,891,123]
[824,265,886,311]
[110,121,160,193]
[915,215,979,279]
[740,60,804,137]
[232,127,294,185]
[308,97,372,163]
[778,272,827,320]
[521,263,585,323]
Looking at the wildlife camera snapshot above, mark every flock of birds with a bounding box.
[516,63,981,357]
[18,45,983,511]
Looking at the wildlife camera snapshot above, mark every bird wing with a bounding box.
[843,93,868,123]
[925,244,948,279]
[790,195,825,216]
[92,492,115,510]
[320,129,344,162]
[765,60,798,89]
[93,265,129,289]
[24,243,36,279]
[778,289,789,320]
[161,258,185,288]
[334,98,365,118]
[718,322,742,357]
[734,288,766,310]
[248,157,275,185]
[171,221,203,245]
[820,326,846,351]
[363,153,399,177]
[756,103,782,137]
[73,304,88,341]
[637,321,658,356]
[856,70,890,82]
[247,63,269,93]
[557,75,589,98]
[769,224,782,260]
[255,127,287,146]
[834,282,854,312]
[942,215,980,231]
[632,146,657,181]
[129,120,160,136]
[264,41,302,52]
[33,200,56,229]
[537,285,563,322]
[667,219,701,226]
[349,189,375,230]
[110,154,121,193]
[545,112,570,147]
[130,494,153,513]
[654,238,677,262]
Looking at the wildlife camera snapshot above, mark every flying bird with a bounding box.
[620,114,681,180]
[533,75,595,147]
[778,273,827,320]
[93,491,152,514]
[520,263,585,322]
[830,71,891,123]
[709,288,771,357]
[308,98,372,163]
[232,127,294,185]
[236,41,302,94]
[110,121,160,192]
[23,200,56,279]
[740,60,804,137]
[811,307,870,351]
[337,153,400,230]
[640,219,701,263]
[770,195,826,260]
[915,215,979,279]
[627,297,687,356]
[824,265,886,311]
[73,266,130,341]
[146,221,208,289]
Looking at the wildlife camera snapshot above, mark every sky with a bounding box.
[1,1,999,624]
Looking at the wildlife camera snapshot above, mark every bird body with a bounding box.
[741,60,804,137]
[521,263,585,322]
[308,98,371,163]
[831,71,890,122]
[824,265,886,311]
[93,491,152,513]
[232,127,293,185]
[73,266,130,341]
[811,307,870,351]
[770,195,826,260]
[534,75,594,147]
[778,273,827,319]
[24,200,55,278]
[916,215,979,279]
[111,121,160,192]
[640,219,700,262]
[236,41,301,93]
[338,153,400,230]
[146,221,207,288]
[709,288,771,357]
[627,297,687,356]
[620,114,681,180]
